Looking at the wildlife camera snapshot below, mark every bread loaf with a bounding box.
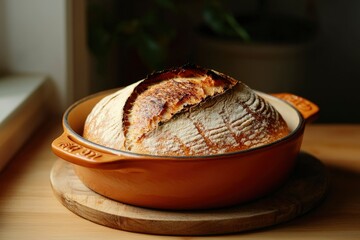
[83,65,289,156]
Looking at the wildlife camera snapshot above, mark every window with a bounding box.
[0,0,89,170]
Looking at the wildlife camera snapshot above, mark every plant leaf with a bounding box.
[203,0,250,41]
[155,0,176,11]
[136,32,166,70]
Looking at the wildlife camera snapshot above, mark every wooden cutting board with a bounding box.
[50,152,328,236]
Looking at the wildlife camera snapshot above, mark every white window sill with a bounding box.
[0,74,48,171]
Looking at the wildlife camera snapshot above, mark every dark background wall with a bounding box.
[88,0,360,123]
[303,0,360,123]
[220,0,360,123]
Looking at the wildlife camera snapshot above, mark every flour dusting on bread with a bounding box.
[83,65,289,156]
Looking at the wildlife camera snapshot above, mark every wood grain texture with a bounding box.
[50,152,328,236]
[1,123,360,240]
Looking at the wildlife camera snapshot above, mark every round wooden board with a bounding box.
[50,152,328,236]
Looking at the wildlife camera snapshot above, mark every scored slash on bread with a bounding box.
[83,64,289,156]
[123,65,237,152]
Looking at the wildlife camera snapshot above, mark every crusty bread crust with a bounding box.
[83,65,289,156]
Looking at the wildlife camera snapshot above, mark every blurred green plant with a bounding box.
[201,0,316,44]
[202,0,251,42]
[87,0,257,79]
[87,0,177,75]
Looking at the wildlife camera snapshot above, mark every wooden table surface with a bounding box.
[1,120,360,239]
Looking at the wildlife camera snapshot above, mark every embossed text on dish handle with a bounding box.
[58,142,103,160]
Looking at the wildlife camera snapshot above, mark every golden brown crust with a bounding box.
[123,65,237,150]
[83,65,289,156]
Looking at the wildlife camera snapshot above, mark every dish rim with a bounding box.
[62,89,305,160]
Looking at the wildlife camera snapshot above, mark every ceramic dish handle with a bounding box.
[272,93,319,123]
[51,132,137,169]
[52,93,319,169]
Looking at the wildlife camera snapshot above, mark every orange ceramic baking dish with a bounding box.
[52,90,318,210]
